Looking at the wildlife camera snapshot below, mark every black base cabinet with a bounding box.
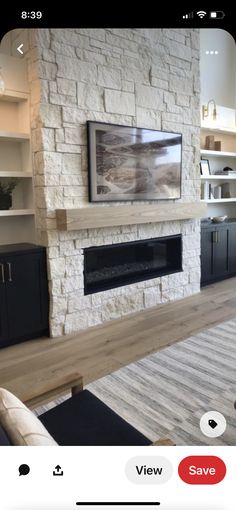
[201,220,236,286]
[0,243,49,348]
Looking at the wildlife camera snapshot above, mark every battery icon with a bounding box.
[210,11,225,19]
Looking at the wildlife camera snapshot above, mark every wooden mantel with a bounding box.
[56,202,207,231]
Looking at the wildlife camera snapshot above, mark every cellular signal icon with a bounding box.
[197,10,207,18]
[183,12,194,19]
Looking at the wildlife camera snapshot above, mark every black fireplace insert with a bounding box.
[84,234,182,295]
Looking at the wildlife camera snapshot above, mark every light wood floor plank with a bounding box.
[0,277,236,404]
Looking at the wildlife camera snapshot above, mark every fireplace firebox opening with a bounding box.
[84,234,182,295]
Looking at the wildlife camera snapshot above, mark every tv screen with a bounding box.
[87,121,182,202]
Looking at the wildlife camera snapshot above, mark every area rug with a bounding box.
[35,317,236,445]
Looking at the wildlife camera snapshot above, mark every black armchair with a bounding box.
[0,384,174,446]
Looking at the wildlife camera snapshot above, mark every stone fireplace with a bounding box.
[26,27,201,337]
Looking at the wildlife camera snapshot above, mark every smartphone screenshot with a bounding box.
[0,6,235,509]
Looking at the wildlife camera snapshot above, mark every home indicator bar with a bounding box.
[76,504,161,507]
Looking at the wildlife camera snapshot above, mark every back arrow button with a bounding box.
[17,44,24,55]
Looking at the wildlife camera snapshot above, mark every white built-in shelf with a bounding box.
[0,63,35,244]
[1,90,28,102]
[201,198,236,204]
[200,122,236,213]
[201,125,236,135]
[0,131,30,142]
[0,171,32,178]
[0,209,35,217]
[201,175,236,180]
[201,149,236,157]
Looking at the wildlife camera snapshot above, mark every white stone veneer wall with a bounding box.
[28,28,201,337]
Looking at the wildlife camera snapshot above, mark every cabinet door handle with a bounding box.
[212,231,217,243]
[7,262,12,282]
[0,263,5,283]
[212,231,220,243]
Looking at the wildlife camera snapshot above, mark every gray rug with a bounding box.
[35,318,236,445]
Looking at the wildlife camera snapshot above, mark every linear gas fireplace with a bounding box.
[84,234,182,295]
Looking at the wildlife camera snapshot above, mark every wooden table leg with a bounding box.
[71,382,83,396]
[152,438,175,446]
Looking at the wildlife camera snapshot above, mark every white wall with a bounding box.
[0,52,29,93]
[200,29,236,108]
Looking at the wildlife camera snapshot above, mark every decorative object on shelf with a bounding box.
[221,182,231,198]
[209,184,215,200]
[213,185,222,199]
[0,179,17,210]
[87,121,182,202]
[202,182,209,200]
[200,159,211,176]
[214,141,222,151]
[0,67,5,96]
[211,215,228,223]
[202,99,217,121]
[215,167,236,175]
[222,166,236,174]
[205,135,215,150]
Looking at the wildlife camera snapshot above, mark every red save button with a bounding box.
[178,456,226,484]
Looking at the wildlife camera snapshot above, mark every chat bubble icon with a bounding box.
[19,464,30,476]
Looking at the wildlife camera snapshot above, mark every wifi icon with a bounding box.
[197,10,207,18]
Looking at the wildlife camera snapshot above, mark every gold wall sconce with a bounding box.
[202,99,217,121]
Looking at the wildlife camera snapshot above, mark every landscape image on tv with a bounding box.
[88,122,182,202]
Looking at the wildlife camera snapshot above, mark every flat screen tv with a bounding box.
[87,121,182,202]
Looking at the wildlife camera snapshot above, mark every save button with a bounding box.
[178,456,226,484]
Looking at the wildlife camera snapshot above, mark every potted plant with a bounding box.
[0,179,18,210]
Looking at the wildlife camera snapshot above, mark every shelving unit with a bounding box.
[0,209,35,217]
[201,124,236,135]
[201,149,236,158]
[200,125,236,217]
[0,171,32,178]
[0,131,30,141]
[201,198,236,203]
[201,175,236,180]
[0,88,35,245]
